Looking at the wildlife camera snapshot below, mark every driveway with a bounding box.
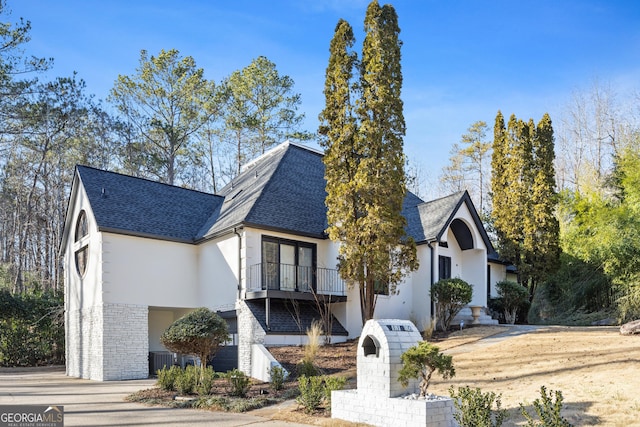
[0,366,311,426]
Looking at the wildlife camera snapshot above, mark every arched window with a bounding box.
[74,210,89,277]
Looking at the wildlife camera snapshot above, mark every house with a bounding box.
[60,141,512,381]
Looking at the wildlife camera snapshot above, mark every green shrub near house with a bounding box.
[160,307,229,380]
[431,278,473,331]
[496,280,530,324]
[398,341,455,397]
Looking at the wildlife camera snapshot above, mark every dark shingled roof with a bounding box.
[75,142,487,248]
[413,190,498,257]
[76,165,223,243]
[416,191,467,242]
[199,143,328,239]
[246,300,348,336]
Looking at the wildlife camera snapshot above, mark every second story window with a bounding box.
[262,236,316,291]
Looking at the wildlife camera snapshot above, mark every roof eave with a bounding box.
[98,226,196,245]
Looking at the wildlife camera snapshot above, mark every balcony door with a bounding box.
[262,236,315,291]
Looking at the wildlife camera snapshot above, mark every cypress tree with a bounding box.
[491,111,508,240]
[526,113,560,294]
[320,1,418,324]
[491,111,560,298]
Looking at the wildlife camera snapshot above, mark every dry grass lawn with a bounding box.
[432,326,640,426]
[269,325,640,426]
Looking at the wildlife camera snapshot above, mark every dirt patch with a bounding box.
[268,340,358,379]
[268,325,506,378]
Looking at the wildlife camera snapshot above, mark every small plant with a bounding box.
[297,320,323,377]
[156,365,181,391]
[496,280,530,324]
[450,386,508,427]
[520,386,573,427]
[323,375,347,407]
[431,278,473,331]
[269,365,287,391]
[196,366,216,396]
[398,341,455,397]
[175,365,198,395]
[225,368,251,397]
[303,320,322,363]
[296,375,325,413]
[297,359,319,377]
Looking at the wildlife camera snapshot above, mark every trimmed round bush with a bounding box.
[431,278,473,331]
[160,307,229,374]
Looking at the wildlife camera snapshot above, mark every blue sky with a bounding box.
[9,0,640,189]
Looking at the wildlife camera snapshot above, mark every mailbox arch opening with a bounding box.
[362,335,380,357]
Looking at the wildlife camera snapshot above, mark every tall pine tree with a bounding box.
[319,1,417,324]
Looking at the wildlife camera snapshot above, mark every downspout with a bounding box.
[428,241,435,321]
[233,227,242,299]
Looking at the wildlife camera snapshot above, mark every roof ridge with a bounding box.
[240,141,290,172]
[239,141,323,172]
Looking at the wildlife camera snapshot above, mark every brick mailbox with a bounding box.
[332,319,457,427]
[357,319,423,398]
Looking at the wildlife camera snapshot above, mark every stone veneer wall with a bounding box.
[102,303,148,380]
[66,305,103,380]
[66,303,148,381]
[332,390,457,427]
[236,300,266,375]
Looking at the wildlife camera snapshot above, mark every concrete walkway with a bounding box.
[0,367,311,426]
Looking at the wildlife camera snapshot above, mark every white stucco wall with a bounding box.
[439,214,488,306]
[101,233,198,307]
[489,262,507,298]
[148,309,175,352]
[461,248,488,306]
[198,234,239,312]
[64,182,105,380]
[64,183,104,313]
[372,279,413,323]
[409,244,434,332]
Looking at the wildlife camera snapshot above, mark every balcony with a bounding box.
[245,263,347,302]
